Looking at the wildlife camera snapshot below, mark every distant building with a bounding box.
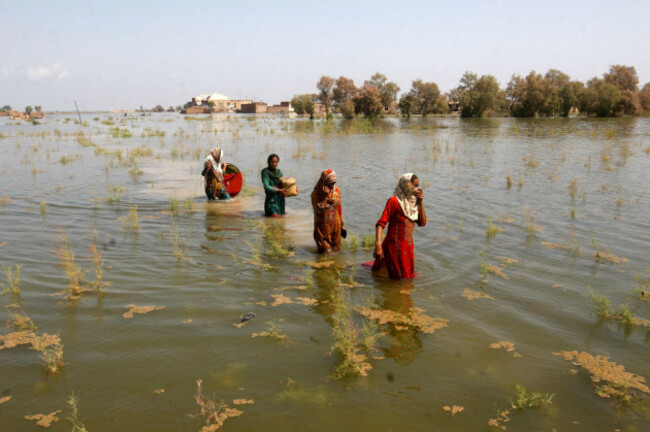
[30,111,46,119]
[212,99,252,112]
[240,102,268,114]
[312,102,326,115]
[183,106,212,114]
[266,101,294,114]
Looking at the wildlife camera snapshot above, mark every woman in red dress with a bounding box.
[372,173,427,280]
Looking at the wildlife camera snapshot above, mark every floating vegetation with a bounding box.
[153,389,165,395]
[269,293,317,307]
[552,351,650,401]
[568,178,578,199]
[0,330,60,351]
[66,392,88,432]
[462,288,494,301]
[242,239,270,270]
[260,224,294,258]
[194,379,243,432]
[497,257,518,266]
[489,341,521,358]
[24,411,62,428]
[1,264,21,296]
[122,304,165,319]
[506,175,513,189]
[0,396,12,405]
[106,184,127,203]
[305,260,336,269]
[442,405,464,416]
[488,384,553,430]
[541,241,567,251]
[252,321,287,340]
[232,399,254,405]
[591,237,628,264]
[356,306,448,334]
[486,217,504,238]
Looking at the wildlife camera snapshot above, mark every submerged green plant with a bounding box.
[122,205,139,235]
[486,217,503,238]
[589,287,649,328]
[488,384,553,429]
[54,231,86,300]
[66,392,88,432]
[1,265,22,295]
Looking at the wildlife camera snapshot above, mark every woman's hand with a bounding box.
[373,242,383,260]
[278,188,288,197]
[414,188,424,204]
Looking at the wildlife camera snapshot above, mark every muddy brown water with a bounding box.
[1,114,649,431]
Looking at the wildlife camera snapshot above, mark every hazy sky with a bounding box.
[2,0,649,111]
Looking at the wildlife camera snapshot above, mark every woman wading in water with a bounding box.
[371,173,426,280]
[202,147,230,200]
[261,154,288,217]
[311,169,346,254]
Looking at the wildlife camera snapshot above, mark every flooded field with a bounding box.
[1,113,649,431]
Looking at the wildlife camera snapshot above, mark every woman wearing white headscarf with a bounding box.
[371,173,426,280]
[202,147,230,200]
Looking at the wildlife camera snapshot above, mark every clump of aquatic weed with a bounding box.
[89,229,110,292]
[591,237,628,264]
[67,391,88,432]
[54,231,88,300]
[461,288,494,301]
[488,384,553,430]
[486,217,504,238]
[522,206,542,236]
[553,351,650,402]
[169,218,189,262]
[123,304,165,319]
[252,320,287,340]
[24,411,62,428]
[36,341,65,375]
[329,293,379,379]
[194,379,243,431]
[6,308,37,331]
[588,287,649,329]
[122,204,140,235]
[1,265,22,296]
[355,306,448,334]
[478,250,508,283]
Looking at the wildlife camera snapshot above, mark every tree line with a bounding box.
[291,65,650,118]
[0,105,43,113]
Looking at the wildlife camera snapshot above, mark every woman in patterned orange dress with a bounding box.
[372,173,427,280]
[311,169,346,254]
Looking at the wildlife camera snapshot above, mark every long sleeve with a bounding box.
[261,170,277,194]
[376,197,396,228]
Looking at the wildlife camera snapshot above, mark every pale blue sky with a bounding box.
[1,0,649,111]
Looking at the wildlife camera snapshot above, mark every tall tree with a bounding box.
[291,94,316,118]
[333,76,357,109]
[1,105,11,112]
[365,72,400,112]
[604,65,639,92]
[398,93,416,118]
[639,83,650,112]
[34,105,42,112]
[409,79,443,117]
[578,78,621,117]
[25,106,33,114]
[457,72,504,117]
[353,85,383,118]
[316,76,335,117]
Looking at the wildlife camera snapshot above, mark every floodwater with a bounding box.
[1,113,649,431]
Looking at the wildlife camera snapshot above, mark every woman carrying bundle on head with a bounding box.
[261,154,289,217]
[371,173,427,280]
[311,169,346,254]
[202,147,231,200]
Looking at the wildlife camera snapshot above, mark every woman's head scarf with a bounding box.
[312,169,337,206]
[394,173,419,221]
[210,147,223,165]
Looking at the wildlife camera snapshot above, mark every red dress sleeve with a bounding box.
[376,197,397,228]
